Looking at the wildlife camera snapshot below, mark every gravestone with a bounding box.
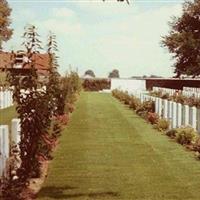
[0,125,9,178]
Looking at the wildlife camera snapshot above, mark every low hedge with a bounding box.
[82,79,111,91]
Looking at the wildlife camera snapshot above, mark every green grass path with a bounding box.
[38,92,200,200]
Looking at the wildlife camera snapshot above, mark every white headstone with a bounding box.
[172,102,177,128]
[155,98,159,114]
[163,99,168,119]
[177,103,182,128]
[11,119,21,146]
[0,125,9,178]
[158,98,162,117]
[184,105,189,126]
[191,106,197,130]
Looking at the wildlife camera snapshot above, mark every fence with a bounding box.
[0,119,21,182]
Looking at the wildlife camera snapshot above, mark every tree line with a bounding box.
[84,69,120,78]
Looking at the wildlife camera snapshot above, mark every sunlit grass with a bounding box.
[34,92,200,199]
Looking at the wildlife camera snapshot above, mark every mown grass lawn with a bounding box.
[36,92,200,199]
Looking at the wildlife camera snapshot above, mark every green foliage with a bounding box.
[0,0,13,48]
[192,137,200,154]
[136,100,155,117]
[112,89,131,104]
[171,94,186,104]
[82,79,110,91]
[0,71,8,86]
[46,32,62,116]
[150,90,200,108]
[112,89,155,120]
[3,25,46,200]
[61,71,82,114]
[84,69,95,78]
[162,0,200,77]
[175,126,197,145]
[108,69,120,78]
[3,24,82,199]
[129,96,141,110]
[149,90,162,97]
[147,112,159,124]
[22,24,42,54]
[166,129,177,138]
[154,119,169,131]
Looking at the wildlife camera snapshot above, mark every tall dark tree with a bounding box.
[162,0,200,77]
[47,31,59,70]
[22,24,42,54]
[84,69,95,78]
[108,69,120,78]
[3,25,46,200]
[0,0,13,49]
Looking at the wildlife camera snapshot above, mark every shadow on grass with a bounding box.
[38,186,119,199]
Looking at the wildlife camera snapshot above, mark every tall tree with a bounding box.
[108,69,120,78]
[0,0,13,49]
[3,25,45,200]
[162,0,200,78]
[46,32,63,115]
[22,24,42,54]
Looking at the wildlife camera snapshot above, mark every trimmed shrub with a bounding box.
[175,126,197,145]
[166,129,177,138]
[82,79,110,91]
[193,137,200,153]
[136,100,155,117]
[129,96,140,110]
[147,112,159,124]
[154,119,169,131]
[161,93,169,99]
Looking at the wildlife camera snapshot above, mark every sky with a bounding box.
[4,0,185,78]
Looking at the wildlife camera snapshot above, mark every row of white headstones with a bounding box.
[153,86,200,98]
[0,89,13,109]
[0,119,20,180]
[140,87,200,131]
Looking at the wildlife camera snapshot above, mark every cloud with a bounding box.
[4,1,184,77]
[41,19,83,36]
[73,0,136,16]
[52,7,76,19]
[77,3,183,77]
